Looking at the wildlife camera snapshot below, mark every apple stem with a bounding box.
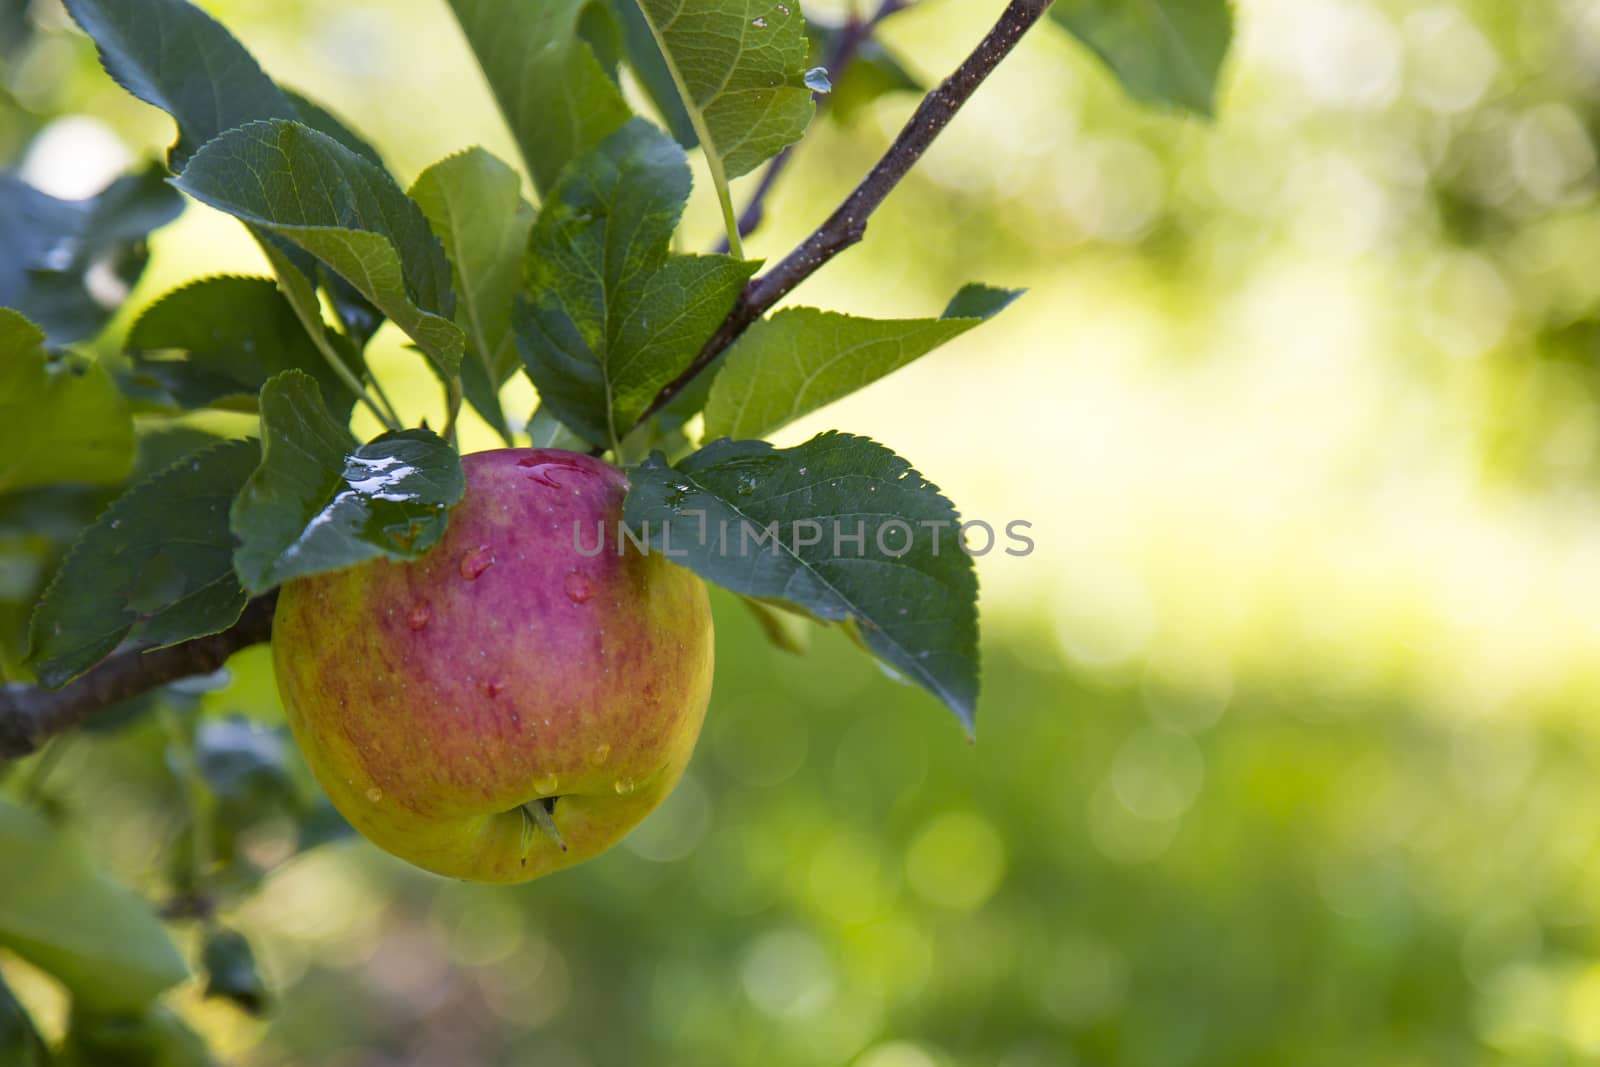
[521,798,568,853]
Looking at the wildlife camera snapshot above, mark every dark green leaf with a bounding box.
[1050,0,1233,117]
[173,120,463,378]
[127,276,359,415]
[610,0,699,147]
[0,167,183,345]
[410,149,534,445]
[0,969,49,1067]
[624,432,979,726]
[283,88,386,169]
[200,927,269,1016]
[62,0,296,167]
[515,119,756,449]
[634,0,815,181]
[60,1004,214,1067]
[196,716,298,817]
[445,0,633,196]
[231,370,466,594]
[26,439,258,688]
[0,308,134,493]
[0,800,189,1013]
[65,0,392,351]
[704,284,1022,441]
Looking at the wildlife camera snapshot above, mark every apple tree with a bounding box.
[0,0,1231,1060]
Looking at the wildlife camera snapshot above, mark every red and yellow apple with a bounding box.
[271,448,713,883]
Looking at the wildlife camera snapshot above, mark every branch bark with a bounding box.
[0,594,278,762]
[636,0,1053,428]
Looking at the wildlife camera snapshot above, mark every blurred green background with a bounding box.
[8,0,1600,1063]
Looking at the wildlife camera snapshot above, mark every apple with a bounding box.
[271,448,714,883]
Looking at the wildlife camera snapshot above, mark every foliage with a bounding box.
[0,0,1244,1059]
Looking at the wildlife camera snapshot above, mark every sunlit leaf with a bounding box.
[1050,0,1233,116]
[445,0,633,195]
[411,149,534,444]
[0,800,189,1013]
[633,0,815,181]
[704,284,1022,441]
[0,308,134,493]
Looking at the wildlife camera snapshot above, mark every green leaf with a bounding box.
[635,0,815,180]
[0,308,134,493]
[445,0,633,196]
[633,0,816,248]
[704,284,1022,441]
[1049,0,1233,117]
[173,120,463,378]
[0,167,184,346]
[62,0,296,167]
[127,276,360,415]
[410,149,534,445]
[60,1004,215,1067]
[0,969,49,1067]
[282,88,386,169]
[515,119,757,450]
[624,432,979,727]
[0,800,189,1013]
[231,371,466,594]
[610,0,699,147]
[200,927,269,1016]
[741,595,811,654]
[65,0,395,353]
[26,439,259,689]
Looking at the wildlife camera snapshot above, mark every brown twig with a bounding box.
[637,0,1053,429]
[0,594,278,762]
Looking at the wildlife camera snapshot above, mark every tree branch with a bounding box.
[637,0,1053,429]
[0,0,1053,757]
[0,594,278,762]
[717,0,912,251]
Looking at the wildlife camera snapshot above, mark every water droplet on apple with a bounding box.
[535,772,560,795]
[519,459,588,488]
[589,742,611,765]
[564,571,594,604]
[613,777,636,795]
[366,787,383,802]
[459,545,494,580]
[407,602,432,630]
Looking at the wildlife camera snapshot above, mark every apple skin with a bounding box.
[271,448,714,883]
